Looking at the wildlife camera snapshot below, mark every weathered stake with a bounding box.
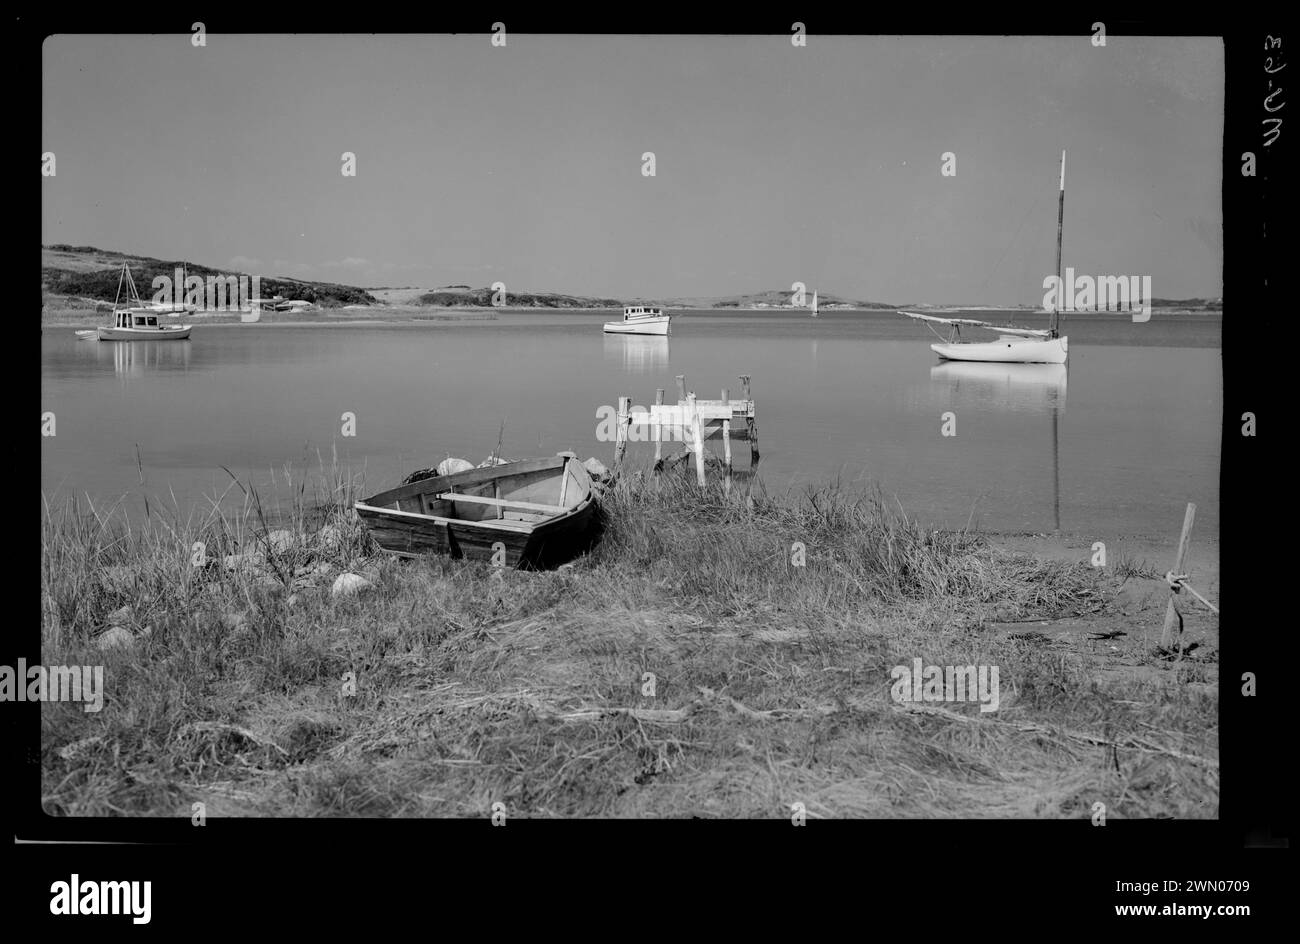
[1161,502,1197,647]
[653,387,664,471]
[614,396,631,469]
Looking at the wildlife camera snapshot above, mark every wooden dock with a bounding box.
[612,374,758,487]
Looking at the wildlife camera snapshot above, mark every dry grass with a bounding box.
[40,462,1218,819]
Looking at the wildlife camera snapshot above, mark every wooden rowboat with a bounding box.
[355,454,599,569]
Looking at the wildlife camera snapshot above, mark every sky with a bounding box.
[42,34,1224,305]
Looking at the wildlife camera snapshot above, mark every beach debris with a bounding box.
[223,551,267,572]
[331,572,374,598]
[58,735,107,762]
[174,720,289,766]
[293,562,334,582]
[263,529,296,554]
[401,457,474,484]
[438,457,474,476]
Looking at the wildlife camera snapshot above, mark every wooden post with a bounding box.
[675,374,687,403]
[614,396,631,469]
[720,387,732,486]
[740,375,758,466]
[653,388,664,471]
[1160,502,1197,647]
[687,393,706,487]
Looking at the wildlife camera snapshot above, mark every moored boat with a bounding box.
[86,263,193,341]
[900,150,1070,364]
[355,454,599,569]
[930,332,1067,364]
[604,306,671,336]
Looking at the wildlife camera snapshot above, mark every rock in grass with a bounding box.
[97,626,136,650]
[98,565,137,593]
[316,524,344,552]
[264,530,296,554]
[106,604,133,626]
[331,572,374,598]
[220,612,250,632]
[583,457,610,481]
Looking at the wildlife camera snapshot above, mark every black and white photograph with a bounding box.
[22,15,1288,924]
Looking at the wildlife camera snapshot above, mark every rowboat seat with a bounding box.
[435,492,569,515]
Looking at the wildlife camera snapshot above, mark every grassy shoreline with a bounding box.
[40,464,1218,818]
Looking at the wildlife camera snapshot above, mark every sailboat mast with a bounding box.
[1051,150,1065,338]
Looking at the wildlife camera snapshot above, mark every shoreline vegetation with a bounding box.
[42,245,1224,327]
[41,459,1218,818]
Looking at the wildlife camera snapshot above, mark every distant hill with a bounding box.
[45,246,1212,312]
[418,287,624,308]
[42,245,378,308]
[668,289,897,310]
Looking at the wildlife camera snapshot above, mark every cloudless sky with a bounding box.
[43,34,1223,304]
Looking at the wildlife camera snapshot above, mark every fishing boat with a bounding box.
[76,263,193,341]
[355,454,599,569]
[900,151,1069,364]
[604,305,671,336]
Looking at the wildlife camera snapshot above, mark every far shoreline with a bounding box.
[42,304,1223,329]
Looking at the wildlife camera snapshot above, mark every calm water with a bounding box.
[41,310,1221,536]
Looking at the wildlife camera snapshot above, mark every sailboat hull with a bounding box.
[931,336,1067,364]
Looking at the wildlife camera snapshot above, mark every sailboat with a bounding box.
[901,151,1069,365]
[810,290,818,318]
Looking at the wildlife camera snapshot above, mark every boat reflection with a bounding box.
[96,339,192,378]
[929,361,1066,414]
[930,361,1067,532]
[603,334,670,373]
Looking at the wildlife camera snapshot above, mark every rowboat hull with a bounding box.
[355,455,599,569]
[604,317,670,336]
[97,325,193,341]
[931,336,1067,364]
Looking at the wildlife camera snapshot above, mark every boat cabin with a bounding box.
[623,306,663,321]
[115,310,163,329]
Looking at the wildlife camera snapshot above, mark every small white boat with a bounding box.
[97,313,193,341]
[83,264,193,341]
[930,338,1066,363]
[604,306,671,336]
[811,290,818,318]
[901,151,1071,365]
